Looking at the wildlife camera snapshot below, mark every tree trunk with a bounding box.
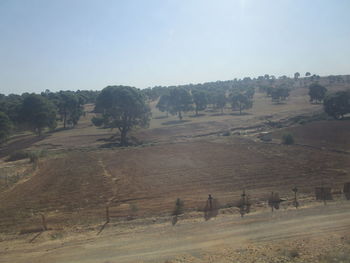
[120,128,127,146]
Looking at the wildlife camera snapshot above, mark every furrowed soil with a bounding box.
[0,86,350,262]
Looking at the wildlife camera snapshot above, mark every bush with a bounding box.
[173,198,184,216]
[282,133,294,145]
[91,116,104,127]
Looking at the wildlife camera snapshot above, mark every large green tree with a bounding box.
[229,92,253,115]
[308,83,327,103]
[271,86,290,103]
[0,112,12,144]
[323,90,350,119]
[214,92,226,114]
[168,88,193,120]
[94,86,151,146]
[156,94,170,117]
[57,91,83,128]
[19,94,57,136]
[192,90,208,116]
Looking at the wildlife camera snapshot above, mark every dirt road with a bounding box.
[1,202,349,263]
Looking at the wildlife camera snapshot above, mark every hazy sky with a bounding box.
[1,0,349,94]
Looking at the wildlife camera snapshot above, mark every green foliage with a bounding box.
[282,133,294,145]
[271,86,290,103]
[94,86,151,146]
[0,112,12,144]
[229,91,253,114]
[192,90,208,116]
[156,94,171,116]
[57,91,83,128]
[309,83,327,103]
[168,88,193,120]
[173,198,184,216]
[323,90,350,119]
[213,92,227,114]
[19,94,57,136]
[0,94,23,126]
[91,116,105,127]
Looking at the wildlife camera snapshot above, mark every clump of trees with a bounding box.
[156,93,170,117]
[213,92,227,114]
[270,86,290,103]
[168,88,193,120]
[19,94,57,136]
[0,112,12,143]
[323,90,350,119]
[229,91,253,115]
[93,86,151,146]
[309,83,327,103]
[192,90,208,116]
[0,89,100,144]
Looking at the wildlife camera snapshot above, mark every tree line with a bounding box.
[1,73,349,146]
[0,90,100,143]
[156,86,255,119]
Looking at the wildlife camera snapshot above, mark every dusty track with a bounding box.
[1,202,350,263]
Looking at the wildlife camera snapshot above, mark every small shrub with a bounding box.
[173,198,184,216]
[282,133,294,145]
[91,117,104,127]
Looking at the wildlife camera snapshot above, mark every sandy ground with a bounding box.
[1,202,349,263]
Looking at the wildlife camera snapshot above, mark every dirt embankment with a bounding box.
[1,202,350,263]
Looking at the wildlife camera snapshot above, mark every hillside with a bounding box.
[0,84,349,262]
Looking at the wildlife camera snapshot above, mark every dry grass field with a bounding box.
[0,84,350,262]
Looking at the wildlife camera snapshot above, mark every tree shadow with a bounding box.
[188,113,206,118]
[161,120,191,126]
[98,136,142,148]
[0,134,50,159]
[229,112,252,116]
[210,113,228,117]
[154,115,168,119]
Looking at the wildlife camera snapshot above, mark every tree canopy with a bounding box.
[323,90,350,119]
[270,86,290,103]
[308,83,327,103]
[168,88,193,120]
[156,94,171,117]
[192,90,208,116]
[94,86,151,146]
[19,94,57,136]
[57,91,83,128]
[229,92,253,115]
[0,112,12,144]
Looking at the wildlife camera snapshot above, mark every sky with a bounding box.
[0,0,350,95]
